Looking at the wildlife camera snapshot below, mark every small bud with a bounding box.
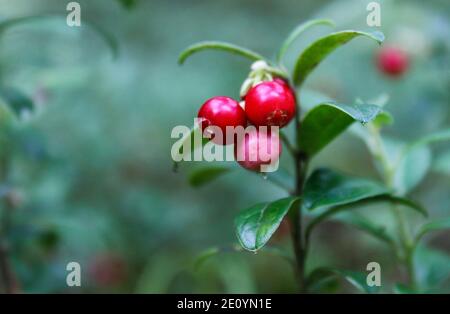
[251,60,269,71]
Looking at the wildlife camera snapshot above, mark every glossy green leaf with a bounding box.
[178,41,266,65]
[0,15,118,58]
[349,95,391,143]
[277,18,335,63]
[188,166,232,187]
[298,102,382,156]
[235,197,300,251]
[293,30,384,86]
[0,87,34,118]
[415,217,450,243]
[303,169,426,243]
[302,168,389,212]
[307,267,380,293]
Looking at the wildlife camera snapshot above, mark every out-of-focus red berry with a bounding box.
[88,253,127,287]
[377,46,409,77]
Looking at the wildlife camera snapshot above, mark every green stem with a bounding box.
[405,246,417,290]
[290,157,308,292]
[279,130,297,157]
[368,125,416,288]
[288,86,309,293]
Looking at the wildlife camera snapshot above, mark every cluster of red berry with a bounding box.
[197,68,296,171]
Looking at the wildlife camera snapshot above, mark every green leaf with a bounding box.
[415,217,450,243]
[306,194,426,244]
[307,267,380,293]
[117,0,138,9]
[0,15,118,58]
[263,167,294,192]
[393,129,450,194]
[0,100,16,127]
[302,168,389,212]
[293,30,384,86]
[277,18,335,63]
[303,169,426,243]
[194,246,231,271]
[235,197,300,251]
[433,149,450,175]
[393,143,431,195]
[405,129,450,150]
[0,87,34,118]
[339,213,394,245]
[188,166,232,187]
[178,41,266,65]
[84,20,119,59]
[372,111,394,128]
[393,283,417,294]
[193,244,293,271]
[415,245,450,290]
[298,102,382,156]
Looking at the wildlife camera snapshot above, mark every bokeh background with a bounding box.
[0,0,448,293]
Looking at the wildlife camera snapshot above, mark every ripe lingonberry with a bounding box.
[244,80,296,128]
[198,96,247,145]
[377,46,409,77]
[234,128,281,171]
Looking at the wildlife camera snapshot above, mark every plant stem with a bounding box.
[288,87,309,292]
[405,246,417,290]
[368,125,417,288]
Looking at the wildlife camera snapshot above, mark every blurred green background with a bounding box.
[0,0,448,293]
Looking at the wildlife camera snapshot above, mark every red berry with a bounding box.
[234,128,281,171]
[198,96,247,145]
[88,253,127,287]
[273,77,289,87]
[245,80,296,128]
[377,46,409,77]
